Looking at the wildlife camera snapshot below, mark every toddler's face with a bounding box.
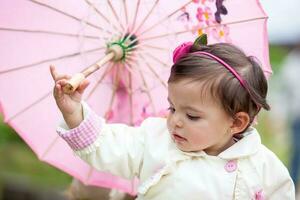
[167,79,235,155]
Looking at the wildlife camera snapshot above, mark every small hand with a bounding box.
[50,65,89,128]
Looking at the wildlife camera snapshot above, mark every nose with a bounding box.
[171,113,183,128]
[176,120,183,128]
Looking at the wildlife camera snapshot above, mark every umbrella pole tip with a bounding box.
[63,83,74,94]
[63,73,85,94]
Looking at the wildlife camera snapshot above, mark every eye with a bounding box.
[168,106,175,113]
[186,114,200,121]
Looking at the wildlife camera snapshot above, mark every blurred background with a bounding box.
[1,0,300,199]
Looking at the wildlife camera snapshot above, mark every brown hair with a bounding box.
[168,43,270,123]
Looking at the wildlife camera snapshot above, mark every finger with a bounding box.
[56,74,72,81]
[50,65,71,82]
[53,82,64,100]
[77,79,90,94]
[50,65,58,81]
[56,79,68,87]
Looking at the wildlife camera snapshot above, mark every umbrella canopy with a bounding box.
[0,0,270,194]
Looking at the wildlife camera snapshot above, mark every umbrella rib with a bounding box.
[6,61,110,122]
[128,69,133,125]
[123,43,169,56]
[4,91,52,122]
[138,69,157,114]
[210,16,268,28]
[121,58,138,76]
[137,53,167,89]
[133,0,160,34]
[137,0,193,37]
[139,44,169,52]
[84,0,122,34]
[125,0,193,48]
[0,27,100,39]
[123,0,129,28]
[123,63,134,125]
[131,0,141,31]
[28,0,110,34]
[86,62,114,100]
[106,64,120,120]
[140,16,268,41]
[140,50,169,68]
[128,59,156,114]
[107,0,125,31]
[140,30,188,41]
[124,0,160,47]
[41,136,60,160]
[0,47,105,75]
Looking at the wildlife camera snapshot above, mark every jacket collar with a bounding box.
[218,127,261,159]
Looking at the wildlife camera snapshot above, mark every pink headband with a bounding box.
[172,42,248,90]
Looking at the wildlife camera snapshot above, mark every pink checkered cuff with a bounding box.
[57,104,104,151]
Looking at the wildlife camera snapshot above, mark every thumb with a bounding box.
[77,79,90,94]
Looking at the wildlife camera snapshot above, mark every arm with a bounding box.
[268,179,295,200]
[51,65,147,179]
[57,102,147,179]
[261,147,295,199]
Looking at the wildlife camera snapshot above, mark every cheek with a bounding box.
[188,127,213,144]
[189,131,205,142]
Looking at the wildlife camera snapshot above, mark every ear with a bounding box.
[230,112,250,134]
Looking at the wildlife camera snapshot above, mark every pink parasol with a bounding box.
[0,0,271,195]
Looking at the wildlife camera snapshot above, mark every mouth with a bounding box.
[172,133,187,143]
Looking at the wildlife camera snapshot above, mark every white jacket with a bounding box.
[58,103,295,200]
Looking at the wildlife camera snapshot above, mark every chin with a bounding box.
[177,145,202,153]
[176,145,190,152]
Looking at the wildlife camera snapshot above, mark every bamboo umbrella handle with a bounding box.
[63,45,123,94]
